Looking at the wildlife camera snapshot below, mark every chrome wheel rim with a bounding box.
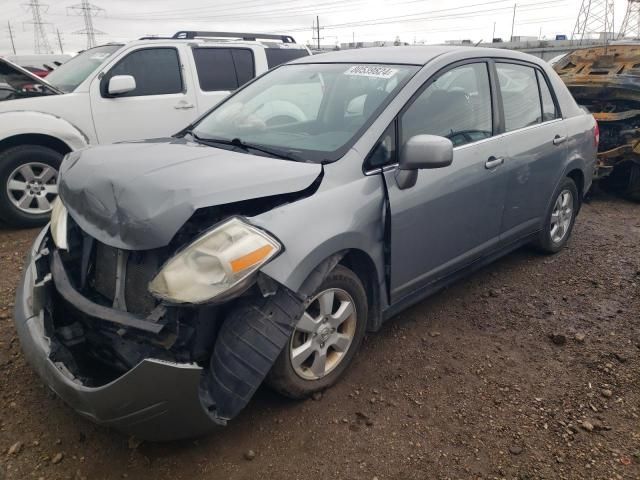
[290,288,358,381]
[550,189,573,244]
[6,162,58,215]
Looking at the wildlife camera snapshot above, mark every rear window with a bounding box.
[265,48,309,69]
[193,48,256,91]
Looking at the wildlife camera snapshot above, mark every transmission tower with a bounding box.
[68,0,105,50]
[619,0,640,39]
[572,0,615,44]
[23,0,53,54]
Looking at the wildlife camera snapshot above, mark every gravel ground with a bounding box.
[0,194,639,480]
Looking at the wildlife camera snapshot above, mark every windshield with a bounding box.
[193,63,419,163]
[46,45,122,92]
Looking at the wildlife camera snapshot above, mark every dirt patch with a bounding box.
[0,195,639,480]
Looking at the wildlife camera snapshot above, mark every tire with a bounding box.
[266,265,368,399]
[0,145,63,228]
[534,177,579,254]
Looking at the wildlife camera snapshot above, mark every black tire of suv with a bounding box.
[0,145,63,228]
[266,265,368,399]
[534,177,579,254]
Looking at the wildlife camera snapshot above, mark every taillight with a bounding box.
[594,121,600,148]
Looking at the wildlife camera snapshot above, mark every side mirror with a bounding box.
[107,75,136,96]
[395,134,454,190]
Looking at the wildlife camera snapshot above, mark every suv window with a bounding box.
[265,48,309,69]
[537,70,558,121]
[496,63,544,131]
[400,62,493,148]
[104,47,182,97]
[193,48,255,91]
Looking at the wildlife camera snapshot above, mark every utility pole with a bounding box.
[68,0,106,50]
[316,15,321,50]
[492,21,496,42]
[23,0,53,54]
[56,28,64,54]
[510,3,517,41]
[7,21,17,54]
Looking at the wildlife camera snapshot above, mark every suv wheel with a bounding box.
[534,177,579,254]
[267,265,368,399]
[0,145,63,228]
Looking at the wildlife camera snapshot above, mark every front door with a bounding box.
[384,61,508,303]
[91,46,198,144]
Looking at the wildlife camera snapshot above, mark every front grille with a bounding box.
[124,251,162,315]
[63,220,164,316]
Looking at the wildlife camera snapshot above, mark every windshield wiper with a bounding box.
[192,134,302,162]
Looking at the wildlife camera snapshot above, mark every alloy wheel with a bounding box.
[550,189,573,244]
[6,162,58,215]
[290,288,358,381]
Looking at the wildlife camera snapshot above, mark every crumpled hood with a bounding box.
[59,138,322,250]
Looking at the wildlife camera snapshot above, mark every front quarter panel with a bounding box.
[252,159,386,296]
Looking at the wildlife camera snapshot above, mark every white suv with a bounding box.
[0,31,310,227]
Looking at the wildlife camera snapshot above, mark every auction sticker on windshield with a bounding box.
[345,65,398,79]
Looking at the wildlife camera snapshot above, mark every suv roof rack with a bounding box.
[168,31,297,43]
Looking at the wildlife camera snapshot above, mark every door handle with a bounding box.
[485,156,504,169]
[174,103,195,110]
[553,135,567,145]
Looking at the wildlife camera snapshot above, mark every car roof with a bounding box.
[290,45,545,66]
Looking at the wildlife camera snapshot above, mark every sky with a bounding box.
[0,0,632,55]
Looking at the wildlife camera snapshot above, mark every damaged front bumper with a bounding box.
[14,228,302,441]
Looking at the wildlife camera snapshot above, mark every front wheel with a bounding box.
[534,177,579,254]
[0,145,63,228]
[266,265,368,399]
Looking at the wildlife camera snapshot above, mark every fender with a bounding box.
[0,111,90,152]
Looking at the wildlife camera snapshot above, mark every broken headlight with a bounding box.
[50,197,68,250]
[149,217,281,304]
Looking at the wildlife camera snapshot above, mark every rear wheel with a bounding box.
[0,145,62,228]
[267,265,368,399]
[534,177,579,254]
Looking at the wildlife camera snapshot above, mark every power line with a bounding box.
[67,0,105,49]
[271,0,565,33]
[23,0,53,54]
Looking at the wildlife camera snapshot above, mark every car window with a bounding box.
[232,49,255,86]
[537,70,558,121]
[104,47,183,97]
[265,48,309,69]
[496,63,542,131]
[366,123,396,169]
[400,62,493,148]
[193,48,255,91]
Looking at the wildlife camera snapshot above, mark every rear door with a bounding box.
[383,61,509,303]
[90,45,198,143]
[190,47,258,114]
[495,62,568,242]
